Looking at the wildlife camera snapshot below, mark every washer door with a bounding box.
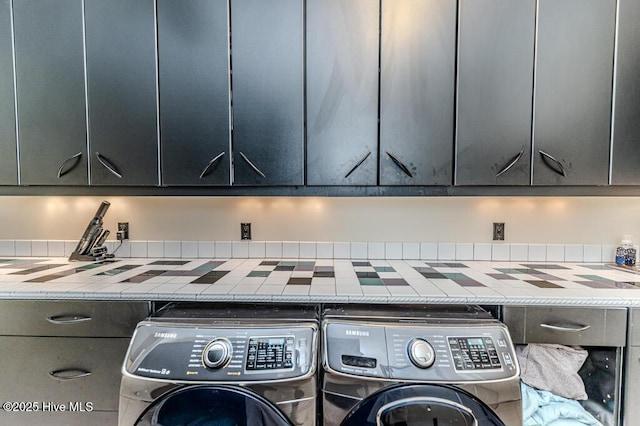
[135,385,292,426]
[341,384,505,426]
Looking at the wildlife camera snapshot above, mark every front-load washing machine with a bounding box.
[119,303,318,426]
[321,304,521,426]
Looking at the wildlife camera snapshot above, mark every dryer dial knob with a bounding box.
[407,338,435,369]
[203,338,232,369]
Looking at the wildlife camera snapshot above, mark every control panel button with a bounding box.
[407,338,435,369]
[203,338,233,369]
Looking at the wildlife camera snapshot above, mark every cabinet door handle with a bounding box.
[95,152,123,178]
[539,322,591,332]
[496,150,524,178]
[46,315,92,324]
[49,369,92,381]
[239,152,266,178]
[344,151,372,179]
[539,150,566,177]
[386,151,413,177]
[199,152,225,179]
[57,152,83,178]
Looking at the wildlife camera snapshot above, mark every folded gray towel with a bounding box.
[516,343,589,400]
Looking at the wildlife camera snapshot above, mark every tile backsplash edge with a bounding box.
[0,240,619,263]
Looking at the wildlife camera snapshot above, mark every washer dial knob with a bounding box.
[407,338,435,368]
[203,338,232,369]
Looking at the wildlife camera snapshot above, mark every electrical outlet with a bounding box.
[241,223,252,240]
[493,222,505,241]
[117,222,129,241]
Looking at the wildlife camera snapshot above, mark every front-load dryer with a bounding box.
[321,304,521,426]
[119,303,318,426]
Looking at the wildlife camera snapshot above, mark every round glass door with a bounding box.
[341,384,505,426]
[135,385,292,426]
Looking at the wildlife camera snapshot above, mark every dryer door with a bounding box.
[341,383,505,426]
[135,385,292,426]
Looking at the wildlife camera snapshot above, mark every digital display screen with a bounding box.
[467,338,484,346]
[268,338,285,346]
[342,355,377,369]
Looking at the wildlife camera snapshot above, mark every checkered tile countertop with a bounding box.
[1,257,640,306]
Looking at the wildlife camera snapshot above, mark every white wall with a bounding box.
[0,196,638,244]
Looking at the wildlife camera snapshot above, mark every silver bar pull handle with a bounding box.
[540,322,591,332]
[496,150,524,178]
[95,152,123,178]
[57,152,83,178]
[239,152,266,178]
[49,369,92,381]
[199,151,226,179]
[386,151,413,177]
[539,150,567,177]
[344,151,372,179]
[46,315,92,324]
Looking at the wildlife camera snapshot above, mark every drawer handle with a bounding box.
[46,315,92,324]
[199,151,225,179]
[239,152,266,178]
[539,322,591,332]
[57,152,83,178]
[386,151,413,177]
[496,150,524,178]
[95,152,123,178]
[344,151,372,179]
[49,369,92,381]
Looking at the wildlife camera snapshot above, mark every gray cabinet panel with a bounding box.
[456,0,535,185]
[85,0,159,185]
[611,0,640,184]
[307,0,379,185]
[0,0,17,185]
[380,0,455,186]
[0,336,129,413]
[533,0,615,185]
[13,0,87,185]
[0,300,149,337]
[231,0,303,185]
[158,0,231,185]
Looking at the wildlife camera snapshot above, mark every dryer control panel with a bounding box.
[323,320,518,382]
[124,322,317,382]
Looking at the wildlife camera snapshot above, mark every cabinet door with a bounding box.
[307,0,379,185]
[533,0,615,185]
[158,0,231,185]
[85,0,159,185]
[0,337,129,413]
[380,0,455,186]
[0,0,17,185]
[231,0,303,185]
[611,0,640,184]
[13,0,88,185]
[456,0,535,185]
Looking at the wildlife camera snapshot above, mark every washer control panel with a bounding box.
[124,323,317,382]
[324,320,518,382]
[246,336,295,370]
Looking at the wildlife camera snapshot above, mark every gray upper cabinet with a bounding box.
[611,0,640,184]
[532,0,615,185]
[0,0,17,185]
[230,0,303,186]
[85,0,159,186]
[380,0,455,186]
[13,0,88,185]
[307,0,379,186]
[158,0,231,186]
[456,0,535,186]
